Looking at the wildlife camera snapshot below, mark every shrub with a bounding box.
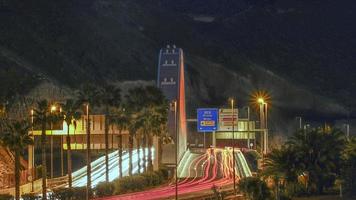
[52,188,73,200]
[243,150,260,172]
[141,172,161,186]
[114,175,147,195]
[22,193,40,200]
[239,177,272,200]
[0,194,13,200]
[51,187,87,200]
[71,187,86,200]
[158,167,169,180]
[94,182,115,197]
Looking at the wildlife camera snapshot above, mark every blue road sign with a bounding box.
[197,108,218,132]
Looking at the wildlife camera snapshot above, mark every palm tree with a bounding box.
[0,119,33,200]
[60,99,81,188]
[77,83,100,197]
[142,86,168,171]
[125,87,146,175]
[342,136,356,196]
[98,84,121,182]
[33,100,53,199]
[287,128,345,194]
[114,107,129,178]
[263,145,301,196]
[239,176,272,200]
[136,109,150,172]
[127,116,139,176]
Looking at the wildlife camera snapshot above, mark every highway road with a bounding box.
[96,148,251,200]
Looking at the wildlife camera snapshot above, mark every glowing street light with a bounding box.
[51,105,57,112]
[258,98,265,104]
[257,97,268,154]
[50,104,57,179]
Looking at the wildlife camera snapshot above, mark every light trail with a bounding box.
[96,148,252,200]
[69,148,154,188]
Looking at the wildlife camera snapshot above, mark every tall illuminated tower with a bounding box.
[157,45,187,162]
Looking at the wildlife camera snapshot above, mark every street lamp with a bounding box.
[85,103,91,200]
[230,98,237,195]
[257,98,268,154]
[29,109,34,192]
[50,105,57,179]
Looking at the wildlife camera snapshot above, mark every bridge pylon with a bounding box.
[157,45,187,166]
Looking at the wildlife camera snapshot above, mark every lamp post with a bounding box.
[258,98,268,154]
[86,103,91,200]
[60,107,64,177]
[173,100,178,200]
[50,105,56,179]
[230,98,237,195]
[30,109,34,192]
[296,116,302,130]
[344,124,350,140]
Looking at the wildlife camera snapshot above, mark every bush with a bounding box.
[92,167,170,196]
[141,172,162,186]
[243,150,260,172]
[22,193,40,200]
[51,187,87,200]
[114,175,147,195]
[158,167,169,180]
[94,182,115,197]
[72,187,86,200]
[0,194,13,200]
[239,177,272,200]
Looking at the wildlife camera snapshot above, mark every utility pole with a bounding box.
[203,131,206,149]
[296,116,302,130]
[86,104,91,200]
[344,124,350,140]
[231,98,237,195]
[30,109,35,192]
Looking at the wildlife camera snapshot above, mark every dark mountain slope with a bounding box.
[0,0,355,132]
[151,0,356,111]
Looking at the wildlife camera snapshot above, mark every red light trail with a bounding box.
[96,148,251,200]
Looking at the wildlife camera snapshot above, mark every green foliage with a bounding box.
[263,146,300,184]
[0,194,13,200]
[158,167,169,180]
[244,150,260,172]
[141,171,162,186]
[114,175,147,194]
[92,168,170,197]
[51,187,86,200]
[94,182,115,197]
[239,177,272,200]
[21,193,40,200]
[264,128,347,197]
[288,128,345,194]
[341,137,356,196]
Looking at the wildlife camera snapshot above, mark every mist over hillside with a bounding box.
[0,0,355,133]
